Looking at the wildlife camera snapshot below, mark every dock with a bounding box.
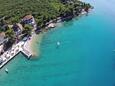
[21,48,32,59]
[0,41,32,69]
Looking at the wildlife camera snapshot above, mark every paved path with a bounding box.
[0,41,32,69]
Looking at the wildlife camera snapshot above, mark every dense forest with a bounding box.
[0,0,92,27]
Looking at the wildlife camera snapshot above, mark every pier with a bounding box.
[21,48,32,59]
[0,41,32,69]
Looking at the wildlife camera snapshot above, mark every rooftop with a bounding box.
[23,15,33,21]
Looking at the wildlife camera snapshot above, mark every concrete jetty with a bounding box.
[21,48,32,59]
[0,41,32,69]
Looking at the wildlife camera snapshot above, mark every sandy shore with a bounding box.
[24,23,57,58]
[24,33,43,57]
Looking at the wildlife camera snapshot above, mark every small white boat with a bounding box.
[57,41,60,46]
[5,68,8,73]
[48,23,56,28]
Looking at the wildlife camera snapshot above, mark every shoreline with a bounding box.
[24,9,93,58]
[24,33,43,58]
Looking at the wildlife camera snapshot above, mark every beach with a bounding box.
[24,33,43,57]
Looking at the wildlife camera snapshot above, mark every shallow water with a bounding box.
[0,0,115,86]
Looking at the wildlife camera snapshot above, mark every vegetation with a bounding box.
[5,27,16,42]
[22,24,33,36]
[0,0,92,51]
[0,0,92,27]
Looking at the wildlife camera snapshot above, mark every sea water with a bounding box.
[0,0,115,86]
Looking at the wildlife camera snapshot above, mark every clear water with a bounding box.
[0,0,115,86]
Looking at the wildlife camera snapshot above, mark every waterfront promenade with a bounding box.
[0,41,32,69]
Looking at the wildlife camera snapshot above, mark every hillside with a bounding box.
[0,0,91,27]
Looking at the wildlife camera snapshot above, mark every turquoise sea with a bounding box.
[0,0,115,86]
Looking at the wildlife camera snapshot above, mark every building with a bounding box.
[22,15,35,25]
[21,15,37,30]
[12,23,23,36]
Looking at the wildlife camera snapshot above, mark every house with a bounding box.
[21,15,37,30]
[22,15,35,25]
[12,23,23,36]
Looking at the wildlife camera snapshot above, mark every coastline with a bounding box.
[25,9,92,58]
[0,0,93,69]
[28,12,88,57]
[24,33,43,58]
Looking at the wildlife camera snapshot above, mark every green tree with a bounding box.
[5,27,16,43]
[23,24,33,36]
[0,0,92,27]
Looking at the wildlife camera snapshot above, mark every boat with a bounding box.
[5,68,8,73]
[57,41,60,46]
[48,23,56,28]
